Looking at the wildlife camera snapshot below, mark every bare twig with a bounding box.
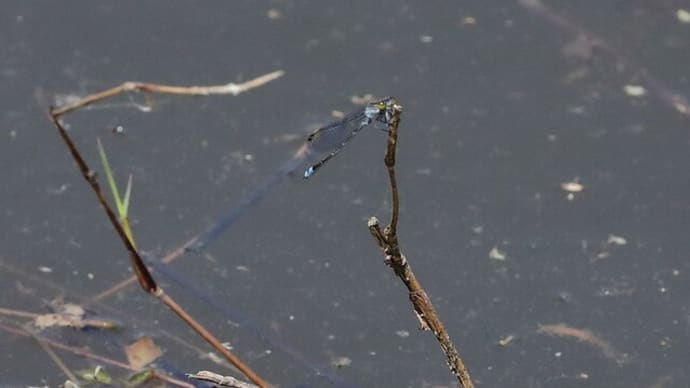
[366,100,474,388]
[51,70,284,117]
[188,370,259,388]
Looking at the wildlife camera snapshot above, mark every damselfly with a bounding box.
[303,97,397,179]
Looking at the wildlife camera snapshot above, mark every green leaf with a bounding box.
[96,138,125,216]
[125,368,154,387]
[97,138,136,247]
[76,365,112,384]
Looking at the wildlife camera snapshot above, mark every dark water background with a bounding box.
[1,2,689,387]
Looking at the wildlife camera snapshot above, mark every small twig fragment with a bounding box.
[50,70,285,117]
[187,371,259,388]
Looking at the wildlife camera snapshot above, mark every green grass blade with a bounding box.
[96,138,125,216]
[96,138,136,247]
[122,174,133,216]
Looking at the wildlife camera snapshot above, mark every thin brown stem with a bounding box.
[50,114,157,293]
[157,292,268,387]
[30,328,79,383]
[0,306,42,319]
[384,103,401,235]
[88,235,198,304]
[50,71,284,117]
[367,99,474,388]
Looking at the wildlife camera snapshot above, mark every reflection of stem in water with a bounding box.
[518,0,690,117]
[90,143,316,301]
[190,97,396,251]
[537,323,631,365]
[186,143,313,252]
[145,256,355,388]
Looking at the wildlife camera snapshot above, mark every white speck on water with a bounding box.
[395,330,410,338]
[607,234,627,246]
[623,84,646,97]
[419,35,433,43]
[489,246,507,260]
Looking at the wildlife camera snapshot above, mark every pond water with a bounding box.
[1,1,689,387]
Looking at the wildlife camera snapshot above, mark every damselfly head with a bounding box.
[364,97,398,124]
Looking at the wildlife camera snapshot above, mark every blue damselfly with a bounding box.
[303,97,397,179]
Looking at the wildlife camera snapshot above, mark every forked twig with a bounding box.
[48,74,282,387]
[366,100,474,388]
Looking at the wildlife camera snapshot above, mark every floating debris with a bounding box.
[561,180,584,201]
[76,365,112,384]
[561,180,584,193]
[266,8,282,20]
[331,356,352,368]
[623,84,646,97]
[125,336,162,370]
[35,303,82,329]
[34,312,80,330]
[188,370,258,387]
[33,301,118,330]
[537,323,631,365]
[677,8,690,23]
[607,234,627,246]
[350,94,376,105]
[461,16,477,25]
[126,369,154,387]
[419,35,433,43]
[489,246,507,261]
[498,334,515,347]
[395,329,410,338]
